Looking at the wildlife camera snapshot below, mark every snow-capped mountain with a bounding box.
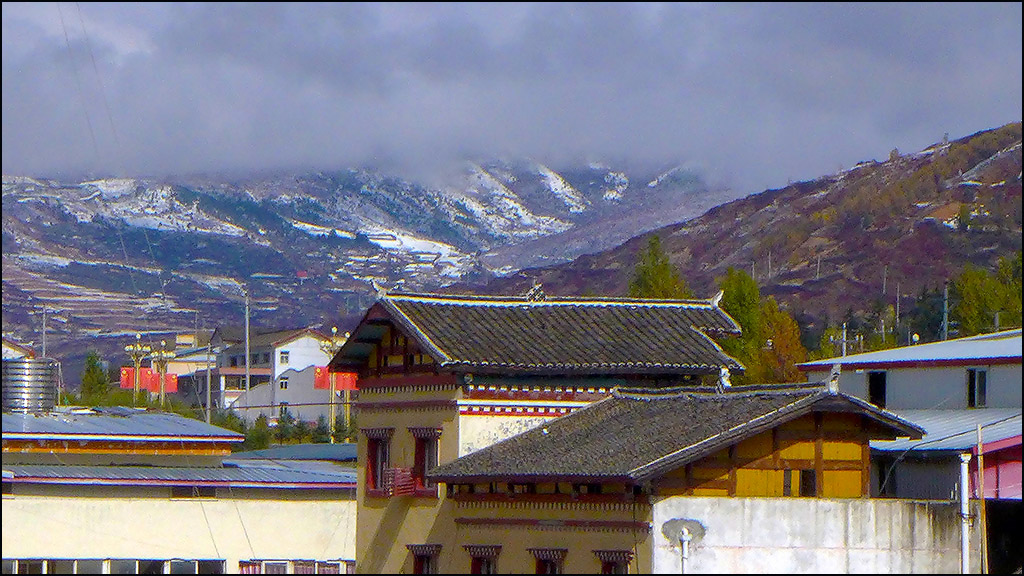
[1,159,736,374]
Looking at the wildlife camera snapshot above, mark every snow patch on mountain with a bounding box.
[535,162,589,213]
[288,218,356,239]
[460,164,572,240]
[603,171,629,202]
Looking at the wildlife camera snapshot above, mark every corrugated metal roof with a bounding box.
[800,329,1021,369]
[871,409,1022,452]
[226,442,357,461]
[1,464,355,488]
[1,408,244,441]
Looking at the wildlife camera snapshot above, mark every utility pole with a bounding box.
[882,265,887,296]
[244,288,251,420]
[842,322,848,356]
[152,340,175,409]
[895,283,901,341]
[42,307,48,358]
[942,281,950,341]
[320,327,349,444]
[816,255,821,280]
[205,340,212,424]
[125,334,151,407]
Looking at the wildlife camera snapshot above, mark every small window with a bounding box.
[411,432,440,491]
[799,469,817,497]
[264,563,288,575]
[293,560,315,574]
[529,549,567,575]
[782,469,816,497]
[279,377,289,390]
[967,369,987,408]
[315,562,342,574]
[868,371,887,408]
[471,557,497,575]
[280,351,290,364]
[367,437,391,491]
[466,546,501,575]
[170,560,198,574]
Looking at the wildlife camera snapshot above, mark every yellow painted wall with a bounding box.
[660,414,868,499]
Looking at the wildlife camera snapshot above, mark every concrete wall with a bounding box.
[652,497,981,574]
[806,364,1022,409]
[1,489,356,569]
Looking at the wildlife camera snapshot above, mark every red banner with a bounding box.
[119,367,177,393]
[314,367,357,390]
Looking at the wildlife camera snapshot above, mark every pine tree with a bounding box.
[80,351,109,400]
[628,235,692,299]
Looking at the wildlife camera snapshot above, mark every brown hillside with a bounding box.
[475,123,1023,335]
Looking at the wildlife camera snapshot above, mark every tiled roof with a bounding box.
[428,384,923,483]
[333,292,743,375]
[220,328,325,356]
[2,408,244,442]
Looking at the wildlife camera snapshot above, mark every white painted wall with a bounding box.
[274,335,331,380]
[806,363,1022,409]
[2,490,356,569]
[652,497,981,574]
[457,413,559,457]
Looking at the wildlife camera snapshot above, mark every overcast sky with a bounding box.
[2,2,1021,195]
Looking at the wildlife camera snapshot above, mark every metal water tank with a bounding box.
[2,358,59,413]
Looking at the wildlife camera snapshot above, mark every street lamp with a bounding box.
[151,340,176,409]
[319,326,350,444]
[125,334,151,407]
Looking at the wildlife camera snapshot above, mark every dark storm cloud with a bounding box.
[2,2,1021,194]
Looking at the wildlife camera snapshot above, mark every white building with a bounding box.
[798,329,1022,411]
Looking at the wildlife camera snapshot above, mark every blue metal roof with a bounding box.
[800,329,1021,369]
[1,464,355,488]
[871,409,1022,453]
[2,408,244,442]
[226,442,357,461]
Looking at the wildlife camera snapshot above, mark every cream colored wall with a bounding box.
[457,412,561,457]
[2,489,356,567]
[356,385,461,574]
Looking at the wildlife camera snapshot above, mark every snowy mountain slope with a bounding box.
[2,159,728,380]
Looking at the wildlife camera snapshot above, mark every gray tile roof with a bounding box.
[332,292,743,375]
[870,409,1022,453]
[1,464,355,488]
[2,408,244,442]
[429,384,924,483]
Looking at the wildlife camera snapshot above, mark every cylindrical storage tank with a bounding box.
[2,358,59,413]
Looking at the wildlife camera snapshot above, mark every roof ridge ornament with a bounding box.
[525,281,546,302]
[711,290,724,307]
[716,366,731,393]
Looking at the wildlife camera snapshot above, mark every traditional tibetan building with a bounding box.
[428,383,942,573]
[327,289,746,573]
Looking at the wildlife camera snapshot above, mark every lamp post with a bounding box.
[151,340,176,409]
[125,334,151,407]
[319,326,349,444]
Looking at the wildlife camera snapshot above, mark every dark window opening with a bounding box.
[171,486,217,498]
[799,469,817,497]
[868,371,887,408]
[967,369,987,408]
[471,557,497,574]
[413,555,437,574]
[367,437,390,491]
